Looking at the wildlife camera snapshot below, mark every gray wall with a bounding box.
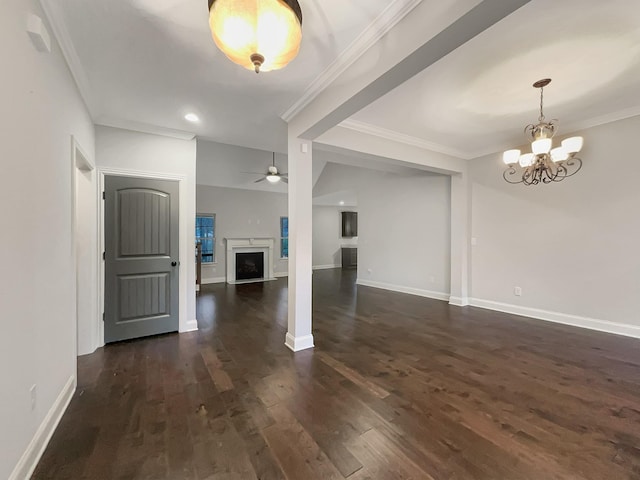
[313,163,452,297]
[1,2,95,477]
[197,185,289,281]
[468,114,640,329]
[312,206,358,268]
[357,174,451,296]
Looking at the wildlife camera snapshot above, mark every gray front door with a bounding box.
[104,175,179,343]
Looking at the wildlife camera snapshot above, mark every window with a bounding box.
[280,216,288,258]
[196,214,215,263]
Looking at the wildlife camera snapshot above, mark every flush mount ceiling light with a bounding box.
[184,113,199,122]
[503,79,583,186]
[207,0,303,74]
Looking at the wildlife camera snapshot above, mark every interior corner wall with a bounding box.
[312,206,358,268]
[0,1,95,478]
[357,174,452,297]
[468,115,640,334]
[95,126,197,332]
[196,185,289,281]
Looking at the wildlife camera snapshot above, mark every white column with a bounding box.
[285,129,314,351]
[449,172,470,306]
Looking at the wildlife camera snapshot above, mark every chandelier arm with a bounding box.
[543,158,560,183]
[524,123,535,141]
[562,157,583,178]
[555,163,569,182]
[522,167,536,186]
[503,166,524,184]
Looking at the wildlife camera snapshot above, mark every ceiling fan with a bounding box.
[243,152,288,184]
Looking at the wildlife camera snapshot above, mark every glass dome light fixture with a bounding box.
[502,79,583,185]
[207,0,303,74]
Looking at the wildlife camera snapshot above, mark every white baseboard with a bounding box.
[356,278,450,302]
[9,375,76,480]
[313,264,341,270]
[285,333,315,352]
[449,296,470,307]
[202,276,225,285]
[470,298,640,339]
[274,272,288,278]
[180,319,198,333]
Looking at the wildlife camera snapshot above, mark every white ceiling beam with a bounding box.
[288,0,531,141]
[316,125,467,175]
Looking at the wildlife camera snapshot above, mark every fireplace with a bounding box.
[225,238,276,284]
[235,252,264,281]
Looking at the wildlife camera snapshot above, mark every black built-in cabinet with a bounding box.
[341,211,357,237]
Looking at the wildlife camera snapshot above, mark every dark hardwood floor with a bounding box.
[33,269,640,479]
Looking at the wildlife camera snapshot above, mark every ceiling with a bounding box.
[49,0,397,153]
[47,0,640,163]
[349,0,640,159]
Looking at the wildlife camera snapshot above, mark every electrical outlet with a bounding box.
[30,384,37,411]
[514,286,522,296]
[367,268,372,275]
[471,237,478,246]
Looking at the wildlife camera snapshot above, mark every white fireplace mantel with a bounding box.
[225,238,276,284]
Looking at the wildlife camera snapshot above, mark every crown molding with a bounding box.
[339,119,471,159]
[281,0,422,123]
[38,0,100,117]
[561,105,640,139]
[96,116,196,141]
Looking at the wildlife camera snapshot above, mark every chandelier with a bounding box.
[503,79,583,185]
[207,0,303,74]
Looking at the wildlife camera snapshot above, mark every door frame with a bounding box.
[71,136,96,360]
[97,167,196,348]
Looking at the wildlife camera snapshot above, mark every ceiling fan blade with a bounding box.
[281,177,288,184]
[254,177,266,183]
[281,173,288,178]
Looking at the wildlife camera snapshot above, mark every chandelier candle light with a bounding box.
[208,0,303,73]
[503,79,583,185]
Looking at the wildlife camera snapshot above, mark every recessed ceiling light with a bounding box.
[184,113,199,123]
[339,201,345,205]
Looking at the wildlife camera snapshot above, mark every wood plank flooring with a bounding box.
[33,269,640,479]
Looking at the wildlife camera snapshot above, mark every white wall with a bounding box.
[96,126,197,333]
[312,207,358,268]
[196,185,289,281]
[469,115,640,335]
[0,1,95,478]
[357,174,451,297]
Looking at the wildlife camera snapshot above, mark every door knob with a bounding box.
[171,261,178,267]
